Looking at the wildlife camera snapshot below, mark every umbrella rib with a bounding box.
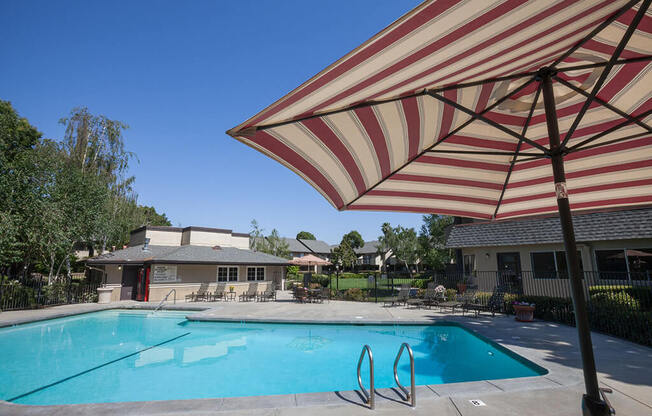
[555,56,652,73]
[553,75,652,133]
[492,82,543,220]
[426,149,544,157]
[549,0,643,68]
[343,77,538,209]
[560,0,650,148]
[566,130,650,154]
[426,91,549,153]
[567,108,652,151]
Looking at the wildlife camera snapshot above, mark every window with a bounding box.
[531,252,556,279]
[531,251,583,279]
[596,249,652,280]
[217,266,238,282]
[463,255,475,275]
[247,267,265,281]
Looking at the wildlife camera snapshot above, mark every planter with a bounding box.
[97,287,113,304]
[513,304,535,322]
[457,283,467,294]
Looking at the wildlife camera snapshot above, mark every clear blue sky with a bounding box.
[0,0,425,244]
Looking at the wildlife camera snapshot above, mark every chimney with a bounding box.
[143,238,150,251]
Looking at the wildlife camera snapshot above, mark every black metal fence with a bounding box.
[0,278,100,311]
[304,269,652,346]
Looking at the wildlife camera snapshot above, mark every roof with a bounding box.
[227,1,652,220]
[297,239,331,254]
[130,225,249,236]
[86,245,289,265]
[446,207,652,248]
[281,237,331,254]
[356,241,381,255]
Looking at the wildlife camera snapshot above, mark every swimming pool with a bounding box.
[0,309,546,405]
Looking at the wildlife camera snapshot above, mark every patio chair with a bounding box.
[239,282,258,302]
[466,286,506,317]
[257,283,276,302]
[211,283,227,301]
[187,283,210,302]
[459,290,478,315]
[409,286,439,309]
[294,286,308,303]
[319,286,330,303]
[383,285,410,307]
[438,291,463,314]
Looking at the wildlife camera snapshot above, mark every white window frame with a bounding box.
[217,266,239,282]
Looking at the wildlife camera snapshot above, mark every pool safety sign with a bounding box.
[152,265,178,283]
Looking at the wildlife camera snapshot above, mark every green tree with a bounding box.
[296,231,316,240]
[342,230,364,249]
[249,220,290,258]
[384,224,419,277]
[331,240,357,272]
[0,100,42,272]
[418,215,453,271]
[376,222,394,274]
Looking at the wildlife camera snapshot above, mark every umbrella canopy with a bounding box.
[289,254,332,266]
[228,0,651,221]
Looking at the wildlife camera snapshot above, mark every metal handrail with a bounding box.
[393,342,415,407]
[154,289,176,312]
[357,344,375,409]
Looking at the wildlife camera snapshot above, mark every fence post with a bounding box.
[374,275,378,303]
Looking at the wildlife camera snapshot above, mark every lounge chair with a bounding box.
[408,286,439,309]
[187,283,210,302]
[384,285,410,307]
[459,290,478,315]
[257,283,276,302]
[211,283,227,301]
[465,287,506,317]
[239,282,258,302]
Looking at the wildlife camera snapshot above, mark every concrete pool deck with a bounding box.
[1,294,651,415]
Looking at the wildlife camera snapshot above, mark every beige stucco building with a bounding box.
[87,226,288,302]
[446,208,652,295]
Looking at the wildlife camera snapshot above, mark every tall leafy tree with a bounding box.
[384,224,419,277]
[296,231,316,240]
[376,222,394,274]
[418,215,454,271]
[331,240,357,272]
[249,220,290,258]
[342,230,364,249]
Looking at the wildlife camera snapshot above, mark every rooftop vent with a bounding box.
[143,238,151,252]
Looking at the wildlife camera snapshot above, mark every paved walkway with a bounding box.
[1,294,651,415]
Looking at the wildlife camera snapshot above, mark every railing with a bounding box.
[0,278,100,311]
[393,342,415,407]
[154,289,176,312]
[357,344,375,409]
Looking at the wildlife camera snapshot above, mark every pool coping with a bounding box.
[0,305,582,415]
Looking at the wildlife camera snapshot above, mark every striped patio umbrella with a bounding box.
[227,1,651,414]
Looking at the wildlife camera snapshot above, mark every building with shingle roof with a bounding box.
[445,207,652,292]
[87,225,289,303]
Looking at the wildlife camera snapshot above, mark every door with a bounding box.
[120,266,140,300]
[496,252,522,292]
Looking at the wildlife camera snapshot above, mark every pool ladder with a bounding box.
[154,289,176,312]
[356,343,415,410]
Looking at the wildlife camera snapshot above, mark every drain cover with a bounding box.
[469,399,486,407]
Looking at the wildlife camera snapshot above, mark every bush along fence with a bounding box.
[0,276,99,311]
[289,270,652,346]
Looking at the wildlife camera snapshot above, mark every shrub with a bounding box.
[344,288,366,301]
[341,272,366,279]
[589,285,652,311]
[445,288,457,301]
[286,265,299,279]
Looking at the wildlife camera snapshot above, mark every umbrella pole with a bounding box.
[541,70,609,416]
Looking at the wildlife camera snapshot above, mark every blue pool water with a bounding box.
[0,310,546,405]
